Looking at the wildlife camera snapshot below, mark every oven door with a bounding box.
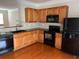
[44,31,55,47]
[0,38,7,51]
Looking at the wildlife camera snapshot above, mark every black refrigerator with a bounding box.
[62,18,79,56]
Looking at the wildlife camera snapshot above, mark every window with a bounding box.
[0,13,4,24]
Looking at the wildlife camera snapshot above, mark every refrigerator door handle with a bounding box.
[69,34,72,39]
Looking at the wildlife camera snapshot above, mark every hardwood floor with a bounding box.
[0,43,79,59]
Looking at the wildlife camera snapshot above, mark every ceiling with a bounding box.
[0,0,19,9]
[25,0,52,3]
[0,0,54,9]
[0,0,71,9]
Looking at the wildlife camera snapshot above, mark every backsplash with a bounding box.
[18,23,62,30]
[0,23,62,34]
[39,23,62,29]
[18,23,40,30]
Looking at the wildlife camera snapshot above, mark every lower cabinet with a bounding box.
[13,30,44,51]
[13,33,23,51]
[13,30,62,51]
[13,31,38,51]
[55,33,62,49]
[33,30,39,42]
[38,30,44,43]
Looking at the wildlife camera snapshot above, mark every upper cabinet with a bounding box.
[47,6,68,24]
[25,8,34,22]
[25,8,47,22]
[58,6,68,24]
[38,9,47,22]
[47,8,59,15]
[25,6,68,24]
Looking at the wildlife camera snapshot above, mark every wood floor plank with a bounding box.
[0,43,79,59]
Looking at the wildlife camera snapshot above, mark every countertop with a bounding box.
[11,28,49,33]
[11,27,62,34]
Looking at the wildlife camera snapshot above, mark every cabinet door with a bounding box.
[32,9,39,22]
[47,8,58,15]
[52,8,59,15]
[59,6,68,24]
[38,30,44,43]
[47,8,53,15]
[38,9,47,22]
[23,31,37,47]
[14,36,23,51]
[25,8,34,22]
[25,8,47,22]
[32,30,38,41]
[55,33,62,49]
[23,35,28,47]
[25,8,40,22]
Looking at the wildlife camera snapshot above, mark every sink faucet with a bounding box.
[16,27,18,31]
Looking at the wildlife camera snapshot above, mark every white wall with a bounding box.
[67,0,79,17]
[0,8,21,33]
[8,8,21,27]
[0,10,9,27]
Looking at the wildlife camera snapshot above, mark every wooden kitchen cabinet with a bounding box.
[25,8,47,22]
[32,9,39,22]
[59,6,68,24]
[38,9,47,22]
[47,6,68,24]
[25,8,39,22]
[32,30,39,41]
[47,8,59,15]
[52,8,59,15]
[13,30,62,51]
[25,8,34,22]
[13,33,23,51]
[37,30,44,43]
[13,31,38,51]
[47,8,54,15]
[55,33,62,49]
[25,6,68,24]
[22,32,31,47]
